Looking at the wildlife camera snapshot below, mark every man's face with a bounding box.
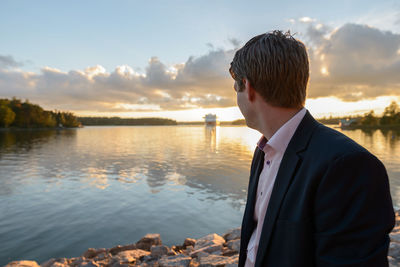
[235,80,256,129]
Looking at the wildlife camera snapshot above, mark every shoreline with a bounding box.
[6,209,400,267]
[5,228,241,267]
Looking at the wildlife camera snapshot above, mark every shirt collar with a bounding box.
[257,108,307,155]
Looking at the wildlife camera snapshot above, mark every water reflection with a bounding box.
[0,129,77,196]
[1,125,400,265]
[204,125,218,153]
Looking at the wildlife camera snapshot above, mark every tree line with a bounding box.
[319,101,400,127]
[359,101,400,126]
[78,117,177,126]
[0,98,80,128]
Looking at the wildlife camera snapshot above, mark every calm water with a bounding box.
[0,125,399,265]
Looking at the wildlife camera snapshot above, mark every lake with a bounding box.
[1,125,399,265]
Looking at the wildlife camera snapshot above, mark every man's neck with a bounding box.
[256,104,302,140]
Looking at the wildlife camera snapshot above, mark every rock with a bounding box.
[183,238,196,248]
[5,261,40,267]
[82,248,106,259]
[41,258,69,267]
[194,234,225,251]
[167,250,178,256]
[40,258,57,267]
[82,248,97,259]
[198,254,238,267]
[390,242,400,259]
[185,246,194,255]
[393,226,400,234]
[136,234,162,251]
[196,251,210,259]
[158,254,192,267]
[222,249,237,257]
[389,256,399,267]
[111,263,130,267]
[69,257,87,267]
[47,263,68,267]
[226,239,240,252]
[111,249,151,265]
[171,245,185,254]
[109,244,137,255]
[223,228,241,242]
[189,258,200,267]
[94,252,112,261]
[151,245,169,258]
[190,244,223,258]
[392,233,400,243]
[78,260,100,267]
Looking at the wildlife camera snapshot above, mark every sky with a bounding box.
[0,0,400,121]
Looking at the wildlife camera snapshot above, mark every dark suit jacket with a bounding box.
[239,111,395,267]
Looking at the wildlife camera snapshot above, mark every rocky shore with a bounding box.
[6,210,400,267]
[5,228,241,267]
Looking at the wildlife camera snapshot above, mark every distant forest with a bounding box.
[231,101,400,127]
[0,98,80,128]
[319,101,400,127]
[78,117,177,126]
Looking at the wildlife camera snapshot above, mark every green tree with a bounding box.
[380,101,400,125]
[361,110,379,126]
[0,104,16,127]
[61,112,80,127]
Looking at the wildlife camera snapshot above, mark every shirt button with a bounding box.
[266,160,271,165]
[260,192,263,195]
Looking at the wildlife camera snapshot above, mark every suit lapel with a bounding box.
[254,111,319,267]
[242,148,264,239]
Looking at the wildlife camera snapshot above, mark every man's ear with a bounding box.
[244,78,256,102]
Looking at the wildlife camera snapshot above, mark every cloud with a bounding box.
[1,22,400,114]
[0,48,236,113]
[299,17,316,23]
[0,55,23,69]
[395,12,400,25]
[306,23,400,101]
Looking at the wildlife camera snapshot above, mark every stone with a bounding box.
[198,254,238,267]
[389,256,399,267]
[109,244,137,255]
[111,263,130,267]
[223,228,241,242]
[226,239,240,252]
[48,263,68,267]
[390,242,400,259]
[167,250,178,256]
[158,254,192,267]
[82,248,97,259]
[193,234,225,251]
[222,249,237,257]
[94,252,112,261]
[112,249,151,265]
[78,260,100,267]
[40,258,57,267]
[5,261,40,267]
[392,233,400,243]
[393,225,400,234]
[69,257,86,267]
[190,244,223,258]
[136,234,162,251]
[151,245,169,258]
[82,248,107,259]
[185,246,194,255]
[183,238,196,248]
[189,259,200,267]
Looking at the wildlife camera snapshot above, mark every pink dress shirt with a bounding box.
[245,108,307,267]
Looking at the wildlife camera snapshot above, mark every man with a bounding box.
[229,31,395,267]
